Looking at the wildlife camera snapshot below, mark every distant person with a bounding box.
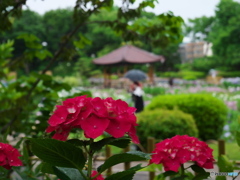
[168,77,174,87]
[130,81,144,113]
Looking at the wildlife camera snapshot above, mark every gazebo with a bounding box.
[92,45,165,87]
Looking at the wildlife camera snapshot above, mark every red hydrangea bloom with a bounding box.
[150,135,215,172]
[91,170,104,180]
[46,96,139,143]
[0,143,23,169]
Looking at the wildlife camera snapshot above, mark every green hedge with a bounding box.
[218,71,240,78]
[137,109,198,148]
[158,71,206,79]
[143,87,166,96]
[146,94,228,141]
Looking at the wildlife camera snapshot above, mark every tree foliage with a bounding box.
[185,0,240,71]
[0,0,184,136]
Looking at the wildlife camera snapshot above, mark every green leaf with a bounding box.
[190,164,206,174]
[216,176,226,180]
[192,172,210,180]
[35,49,53,60]
[217,155,234,172]
[155,171,179,180]
[53,167,86,180]
[172,175,189,180]
[105,164,144,180]
[0,166,8,179]
[108,137,131,148]
[73,33,92,49]
[41,162,54,174]
[139,163,162,172]
[90,137,114,152]
[29,138,86,170]
[97,151,151,173]
[67,139,90,147]
[90,137,130,152]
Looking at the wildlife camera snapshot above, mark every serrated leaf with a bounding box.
[53,167,86,180]
[190,164,206,174]
[90,137,130,151]
[162,171,178,177]
[97,151,151,173]
[67,139,90,147]
[192,172,210,180]
[108,137,131,148]
[90,137,114,151]
[105,164,144,180]
[29,138,86,170]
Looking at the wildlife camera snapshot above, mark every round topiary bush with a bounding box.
[136,109,198,149]
[146,94,228,141]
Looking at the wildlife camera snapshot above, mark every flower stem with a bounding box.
[180,164,185,176]
[88,153,93,179]
[88,139,94,179]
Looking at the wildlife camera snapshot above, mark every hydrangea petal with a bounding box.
[81,114,110,139]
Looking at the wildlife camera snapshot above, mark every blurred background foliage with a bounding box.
[0,0,184,137]
[2,0,240,139]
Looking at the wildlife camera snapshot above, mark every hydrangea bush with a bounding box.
[150,135,214,179]
[46,95,139,143]
[0,95,219,180]
[0,143,22,170]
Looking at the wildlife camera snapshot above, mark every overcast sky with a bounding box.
[25,0,221,22]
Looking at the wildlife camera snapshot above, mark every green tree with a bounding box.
[185,0,240,71]
[210,0,240,70]
[0,0,184,136]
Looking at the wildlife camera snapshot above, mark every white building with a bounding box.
[178,41,212,62]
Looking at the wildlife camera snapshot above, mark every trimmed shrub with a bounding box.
[218,71,240,78]
[143,87,166,96]
[179,70,206,79]
[137,109,198,149]
[158,71,206,79]
[146,94,228,141]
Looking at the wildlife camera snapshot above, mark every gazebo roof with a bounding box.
[92,45,165,65]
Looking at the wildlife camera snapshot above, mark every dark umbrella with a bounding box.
[124,69,147,82]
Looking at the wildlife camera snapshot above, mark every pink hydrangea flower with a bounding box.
[0,143,23,169]
[91,170,104,180]
[150,135,215,172]
[46,96,139,143]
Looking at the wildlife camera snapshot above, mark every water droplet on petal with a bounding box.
[93,125,97,129]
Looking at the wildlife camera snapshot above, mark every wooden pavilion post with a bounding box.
[148,64,155,85]
[123,65,128,74]
[103,67,111,88]
[103,67,108,88]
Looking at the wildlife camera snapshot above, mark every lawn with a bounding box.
[209,142,240,161]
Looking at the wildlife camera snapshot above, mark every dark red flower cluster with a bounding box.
[91,170,104,180]
[150,135,215,172]
[0,143,23,169]
[46,96,139,143]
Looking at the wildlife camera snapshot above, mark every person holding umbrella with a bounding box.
[124,69,146,113]
[130,81,144,113]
